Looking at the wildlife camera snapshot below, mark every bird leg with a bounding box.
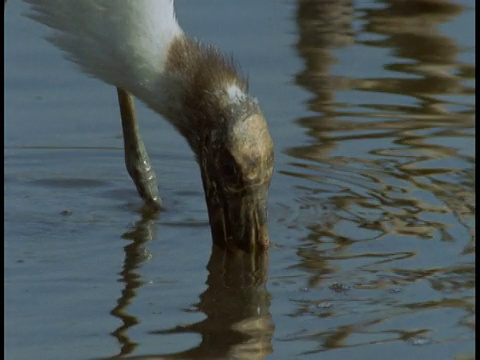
[116,87,162,210]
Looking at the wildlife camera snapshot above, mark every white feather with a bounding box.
[24,0,184,101]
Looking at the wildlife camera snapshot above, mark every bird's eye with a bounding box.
[222,160,236,179]
[221,159,243,193]
[218,151,245,193]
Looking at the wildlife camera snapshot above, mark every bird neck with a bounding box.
[137,36,250,150]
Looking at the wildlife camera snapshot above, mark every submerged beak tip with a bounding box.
[237,223,270,253]
[206,187,271,253]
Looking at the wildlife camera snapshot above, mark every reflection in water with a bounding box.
[108,210,273,359]
[290,0,474,252]
[280,0,474,355]
[110,209,159,356]
[109,0,474,356]
[147,248,273,360]
[4,0,474,358]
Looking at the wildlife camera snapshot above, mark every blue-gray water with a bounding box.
[5,1,475,359]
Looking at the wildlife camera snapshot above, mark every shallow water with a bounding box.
[4,1,475,359]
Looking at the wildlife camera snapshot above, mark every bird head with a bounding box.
[165,38,274,252]
[197,96,274,252]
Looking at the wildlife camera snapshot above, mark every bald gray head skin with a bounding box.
[199,103,274,252]
[164,37,274,252]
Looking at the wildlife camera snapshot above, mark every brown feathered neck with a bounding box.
[160,36,254,151]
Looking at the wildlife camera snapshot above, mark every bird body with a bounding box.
[26,0,182,97]
[25,0,245,139]
[23,0,274,252]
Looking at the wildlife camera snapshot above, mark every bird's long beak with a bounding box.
[205,187,270,253]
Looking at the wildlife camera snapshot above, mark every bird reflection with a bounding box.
[110,209,159,356]
[148,247,273,359]
[108,210,273,359]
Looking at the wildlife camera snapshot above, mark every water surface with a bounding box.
[5,0,475,359]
